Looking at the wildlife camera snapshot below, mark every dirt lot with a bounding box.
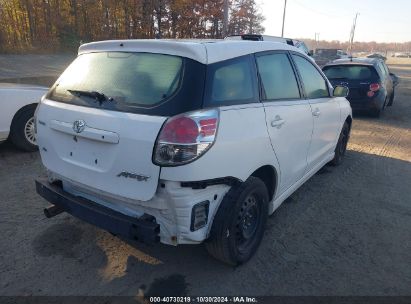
[0,57,410,297]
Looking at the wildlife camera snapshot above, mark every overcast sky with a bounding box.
[258,0,411,43]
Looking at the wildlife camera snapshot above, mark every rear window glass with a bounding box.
[204,55,258,106]
[49,52,183,107]
[323,65,377,80]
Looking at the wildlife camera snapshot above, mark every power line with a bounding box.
[315,32,320,49]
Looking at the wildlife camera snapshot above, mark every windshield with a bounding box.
[49,52,183,107]
[323,65,378,80]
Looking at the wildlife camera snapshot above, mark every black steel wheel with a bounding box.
[236,192,260,254]
[205,177,269,265]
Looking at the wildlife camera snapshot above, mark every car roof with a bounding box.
[225,34,289,42]
[324,57,381,67]
[78,39,304,64]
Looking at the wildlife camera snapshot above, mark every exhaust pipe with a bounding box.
[44,204,64,218]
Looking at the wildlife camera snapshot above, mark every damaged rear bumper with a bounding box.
[35,178,160,244]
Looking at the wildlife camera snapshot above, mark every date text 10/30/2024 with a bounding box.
[149,297,258,303]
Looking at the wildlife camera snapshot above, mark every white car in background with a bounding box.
[0,83,48,151]
[225,34,313,56]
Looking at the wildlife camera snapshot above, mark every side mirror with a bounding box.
[333,85,349,98]
[308,50,314,56]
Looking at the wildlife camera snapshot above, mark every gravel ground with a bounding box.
[0,57,410,297]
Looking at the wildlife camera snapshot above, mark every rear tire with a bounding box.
[9,105,38,152]
[387,90,395,106]
[205,177,269,266]
[370,108,381,118]
[330,122,350,166]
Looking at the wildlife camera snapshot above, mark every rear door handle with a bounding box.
[312,108,321,117]
[271,116,285,128]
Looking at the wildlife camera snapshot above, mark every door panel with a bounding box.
[377,61,393,98]
[255,52,313,194]
[291,54,341,170]
[382,63,394,97]
[307,98,341,170]
[263,102,314,194]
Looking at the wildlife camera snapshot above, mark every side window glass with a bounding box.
[205,55,257,106]
[378,62,388,78]
[256,53,300,100]
[377,62,386,78]
[383,64,390,75]
[375,64,384,78]
[292,55,329,99]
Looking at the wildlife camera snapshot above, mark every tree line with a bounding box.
[0,0,264,53]
[303,39,411,53]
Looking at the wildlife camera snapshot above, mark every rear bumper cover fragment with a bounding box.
[35,178,160,244]
[348,96,384,111]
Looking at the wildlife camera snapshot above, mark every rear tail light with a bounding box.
[369,83,380,92]
[367,83,380,97]
[153,109,219,166]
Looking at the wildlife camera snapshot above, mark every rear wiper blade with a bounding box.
[328,77,348,80]
[67,89,109,103]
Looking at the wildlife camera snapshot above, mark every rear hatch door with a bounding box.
[35,51,198,202]
[329,79,370,101]
[323,64,379,102]
[36,100,166,201]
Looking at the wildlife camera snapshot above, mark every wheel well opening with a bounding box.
[250,165,277,202]
[11,103,38,127]
[345,116,352,126]
[345,115,352,131]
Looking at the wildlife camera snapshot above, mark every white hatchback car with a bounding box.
[35,40,352,265]
[0,83,48,151]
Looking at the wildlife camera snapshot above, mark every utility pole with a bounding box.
[281,0,287,37]
[315,32,320,50]
[222,0,229,38]
[349,13,359,56]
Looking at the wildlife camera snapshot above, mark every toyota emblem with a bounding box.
[73,120,86,133]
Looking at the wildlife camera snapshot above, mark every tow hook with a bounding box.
[43,204,65,218]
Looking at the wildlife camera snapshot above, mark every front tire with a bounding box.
[205,177,269,265]
[9,105,38,152]
[330,121,350,166]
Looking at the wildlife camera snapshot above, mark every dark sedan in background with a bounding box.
[323,58,398,117]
